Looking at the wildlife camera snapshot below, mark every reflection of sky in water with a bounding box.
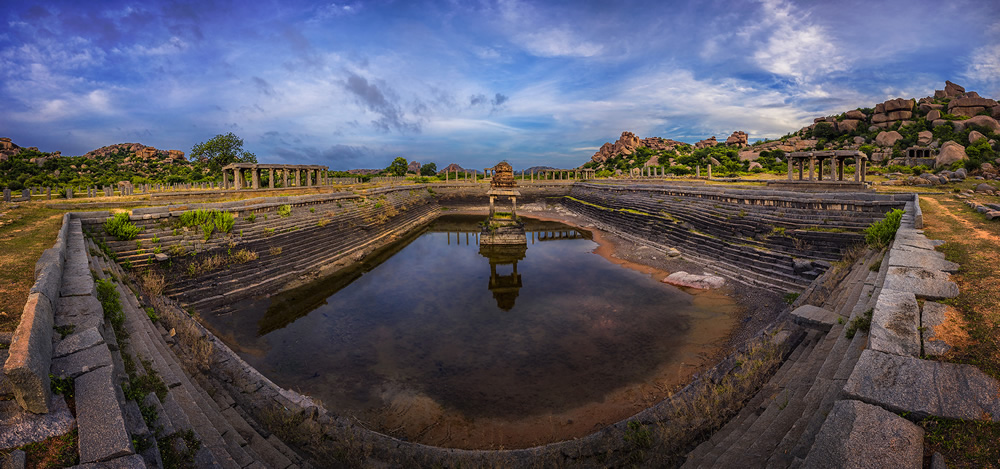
[204,216,709,420]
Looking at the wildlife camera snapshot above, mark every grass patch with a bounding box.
[19,428,79,468]
[784,292,800,304]
[922,417,1000,468]
[104,212,141,240]
[845,308,873,339]
[231,249,258,264]
[864,208,904,249]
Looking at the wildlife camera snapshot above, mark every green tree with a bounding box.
[386,157,408,176]
[189,133,257,173]
[420,162,437,176]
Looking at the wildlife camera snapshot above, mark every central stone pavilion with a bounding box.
[480,161,527,245]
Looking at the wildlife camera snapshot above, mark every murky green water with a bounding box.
[203,214,737,448]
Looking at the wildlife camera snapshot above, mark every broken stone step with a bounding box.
[75,366,133,463]
[802,400,923,468]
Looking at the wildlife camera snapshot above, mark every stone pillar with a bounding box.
[306,170,312,186]
[696,166,701,178]
[46,187,51,200]
[489,195,495,218]
[283,169,289,188]
[252,167,260,189]
[236,170,243,190]
[2,188,9,202]
[512,196,517,218]
[295,169,301,186]
[708,165,712,179]
[269,169,274,189]
[854,158,860,182]
[798,160,804,180]
[66,187,73,199]
[787,161,793,180]
[808,158,815,181]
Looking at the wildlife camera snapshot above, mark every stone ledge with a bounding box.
[75,366,133,463]
[883,266,959,300]
[0,397,75,450]
[803,399,923,468]
[844,349,1000,421]
[869,289,920,357]
[2,292,54,414]
[789,304,840,331]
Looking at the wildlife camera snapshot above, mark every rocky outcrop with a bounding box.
[934,80,965,99]
[590,131,686,164]
[870,98,915,129]
[407,161,421,173]
[948,96,998,118]
[936,141,968,167]
[874,130,903,147]
[725,131,748,147]
[84,143,185,162]
[695,136,719,149]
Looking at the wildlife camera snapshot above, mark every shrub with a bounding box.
[231,249,258,263]
[245,213,257,223]
[864,209,904,249]
[845,309,873,339]
[214,211,235,233]
[105,212,141,240]
[277,205,292,217]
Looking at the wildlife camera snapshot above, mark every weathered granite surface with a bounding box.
[803,399,923,469]
[0,397,75,449]
[2,292,54,413]
[883,266,959,300]
[869,289,920,357]
[790,304,840,331]
[844,349,1000,420]
[54,326,105,358]
[921,302,953,357]
[76,366,133,463]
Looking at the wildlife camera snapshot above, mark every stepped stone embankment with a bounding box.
[5,180,991,467]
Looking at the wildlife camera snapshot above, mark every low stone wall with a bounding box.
[3,213,70,413]
[803,193,996,467]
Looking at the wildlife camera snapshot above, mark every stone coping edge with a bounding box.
[3,213,71,413]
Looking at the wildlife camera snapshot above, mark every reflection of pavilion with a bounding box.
[478,243,527,311]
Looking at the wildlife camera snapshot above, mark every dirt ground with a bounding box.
[0,204,64,332]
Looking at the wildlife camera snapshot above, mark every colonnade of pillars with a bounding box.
[442,230,582,245]
[221,166,333,190]
[787,155,868,183]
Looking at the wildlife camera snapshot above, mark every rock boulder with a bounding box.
[917,131,933,146]
[936,141,967,167]
[875,131,903,147]
[662,271,725,289]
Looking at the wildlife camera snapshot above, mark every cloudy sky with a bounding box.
[1,0,999,170]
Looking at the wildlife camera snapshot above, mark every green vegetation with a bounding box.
[845,309,873,339]
[420,162,438,176]
[784,292,800,304]
[386,156,408,176]
[245,212,256,223]
[277,204,292,217]
[49,374,74,397]
[864,209,904,249]
[189,132,257,173]
[18,429,79,468]
[104,212,141,240]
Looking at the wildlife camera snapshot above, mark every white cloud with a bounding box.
[495,0,604,58]
[123,37,188,56]
[746,0,847,82]
[963,43,1000,86]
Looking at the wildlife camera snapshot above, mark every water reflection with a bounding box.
[199,215,737,447]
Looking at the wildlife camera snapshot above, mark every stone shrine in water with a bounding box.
[480,161,527,245]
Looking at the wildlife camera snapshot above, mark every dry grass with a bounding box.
[0,206,64,332]
[231,249,258,264]
[269,246,283,256]
[917,194,1000,467]
[138,269,166,297]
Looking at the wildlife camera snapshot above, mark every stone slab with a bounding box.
[921,302,953,357]
[869,289,921,357]
[51,343,112,379]
[3,292,54,413]
[883,266,959,300]
[2,450,26,469]
[803,399,923,469]
[67,454,147,469]
[0,397,75,449]
[57,294,104,319]
[60,274,95,298]
[54,326,105,358]
[790,304,840,331]
[887,248,959,273]
[75,367,133,463]
[29,258,62,306]
[844,349,1000,420]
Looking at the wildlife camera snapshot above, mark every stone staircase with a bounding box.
[681,247,886,468]
[86,239,309,469]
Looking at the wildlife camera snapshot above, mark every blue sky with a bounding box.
[1,0,999,170]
